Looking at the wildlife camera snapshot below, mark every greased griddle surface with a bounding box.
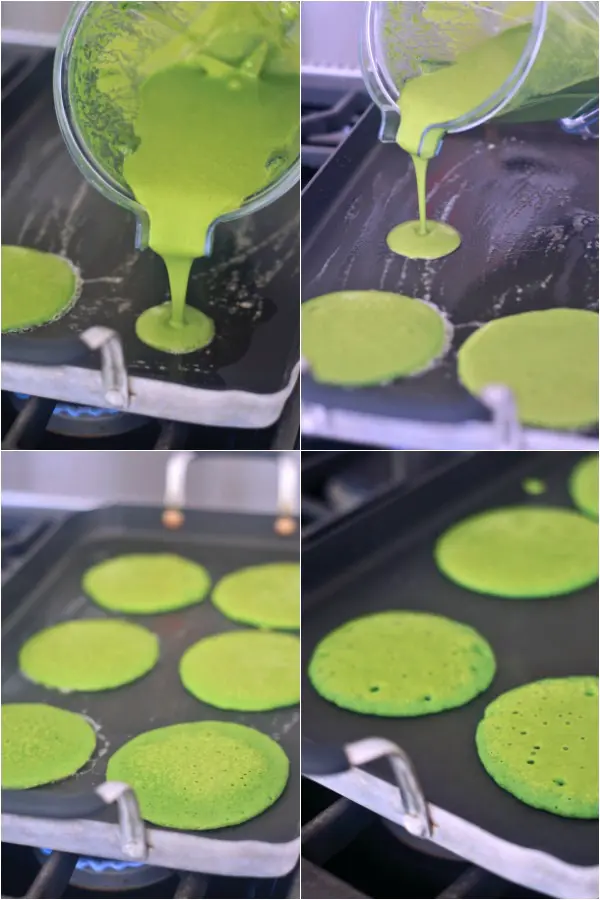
[2,506,299,846]
[302,453,598,866]
[2,84,299,394]
[302,108,598,425]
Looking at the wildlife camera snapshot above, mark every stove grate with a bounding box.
[301,88,369,185]
[0,389,299,450]
[300,783,549,899]
[1,844,298,899]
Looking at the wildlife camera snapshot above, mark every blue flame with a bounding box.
[14,394,120,418]
[40,848,144,871]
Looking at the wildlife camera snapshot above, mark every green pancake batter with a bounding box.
[106,721,289,829]
[180,630,299,711]
[2,703,96,789]
[435,506,599,598]
[390,23,530,259]
[302,291,447,386]
[522,477,547,496]
[1,246,78,332]
[308,611,496,716]
[212,562,299,630]
[569,455,599,519]
[476,677,599,818]
[83,553,211,614]
[124,31,298,352]
[457,309,599,429]
[19,619,159,692]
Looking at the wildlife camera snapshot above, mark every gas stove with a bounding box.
[301,781,547,899]
[1,843,298,899]
[301,87,369,189]
[1,390,298,450]
[301,450,465,530]
[1,510,54,581]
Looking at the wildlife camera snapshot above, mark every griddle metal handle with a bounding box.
[2,781,147,861]
[275,452,299,535]
[302,736,433,840]
[480,384,523,450]
[80,327,129,409]
[1,326,130,409]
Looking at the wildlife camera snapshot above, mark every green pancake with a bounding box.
[180,630,300,711]
[476,677,599,819]
[212,563,299,630]
[457,309,599,430]
[19,619,159,692]
[83,553,211,614]
[435,506,599,599]
[2,246,78,332]
[106,721,289,830]
[302,291,447,386]
[2,703,96,789]
[308,611,496,716]
[569,455,599,519]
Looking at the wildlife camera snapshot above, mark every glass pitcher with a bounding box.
[54,1,300,253]
[361,0,599,152]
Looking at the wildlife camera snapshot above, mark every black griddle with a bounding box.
[302,105,599,427]
[301,452,598,871]
[2,63,299,397]
[1,505,299,865]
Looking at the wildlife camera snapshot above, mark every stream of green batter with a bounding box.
[388,22,530,260]
[124,38,297,353]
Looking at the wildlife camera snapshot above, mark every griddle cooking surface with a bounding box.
[2,83,299,395]
[302,107,598,425]
[302,452,598,867]
[2,506,299,848]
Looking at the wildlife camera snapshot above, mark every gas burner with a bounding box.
[1,389,296,449]
[10,393,148,438]
[37,849,171,892]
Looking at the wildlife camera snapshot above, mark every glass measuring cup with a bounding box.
[361,1,599,153]
[54,1,300,254]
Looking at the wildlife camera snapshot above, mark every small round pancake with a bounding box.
[106,721,289,830]
[435,506,599,598]
[180,630,300,711]
[19,619,159,692]
[212,563,299,630]
[476,677,598,818]
[83,553,211,614]
[302,290,447,386]
[308,611,496,716]
[569,455,599,519]
[457,308,599,429]
[2,703,96,789]
[521,477,546,496]
[2,246,79,332]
